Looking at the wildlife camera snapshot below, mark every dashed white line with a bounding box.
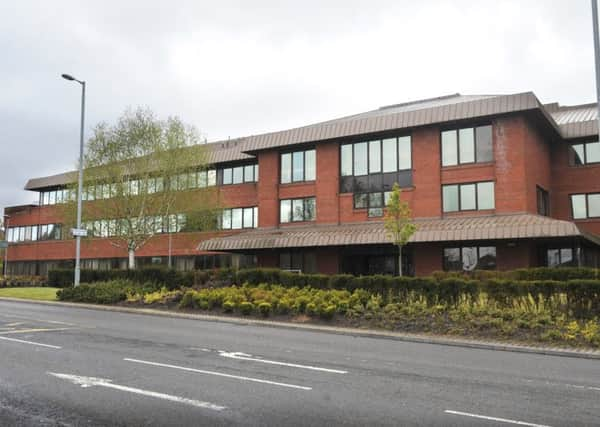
[124,357,312,391]
[218,351,347,374]
[444,410,553,427]
[0,336,61,349]
[48,372,225,411]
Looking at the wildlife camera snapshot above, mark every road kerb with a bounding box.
[0,296,599,361]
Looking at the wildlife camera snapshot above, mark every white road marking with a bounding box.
[0,336,61,349]
[48,372,225,411]
[444,410,553,427]
[0,327,73,335]
[218,351,347,374]
[0,313,76,326]
[524,379,600,393]
[124,357,312,391]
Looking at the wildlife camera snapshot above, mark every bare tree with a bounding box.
[62,107,219,269]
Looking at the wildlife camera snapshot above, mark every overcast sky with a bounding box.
[0,0,597,210]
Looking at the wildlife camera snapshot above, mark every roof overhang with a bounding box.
[198,214,597,252]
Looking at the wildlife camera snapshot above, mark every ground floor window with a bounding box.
[279,251,317,273]
[545,248,578,267]
[443,246,496,271]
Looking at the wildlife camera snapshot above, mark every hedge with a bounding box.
[49,266,600,317]
[0,275,47,288]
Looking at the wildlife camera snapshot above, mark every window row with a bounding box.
[441,125,493,167]
[442,181,495,213]
[222,164,259,185]
[280,197,316,223]
[354,191,392,217]
[6,224,62,243]
[220,207,259,230]
[570,193,600,219]
[40,189,75,206]
[570,141,600,166]
[82,214,187,237]
[341,136,411,177]
[443,246,497,271]
[281,149,316,184]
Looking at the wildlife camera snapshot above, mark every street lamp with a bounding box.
[62,73,86,287]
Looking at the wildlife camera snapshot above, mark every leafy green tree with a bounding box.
[384,183,417,276]
[62,107,219,269]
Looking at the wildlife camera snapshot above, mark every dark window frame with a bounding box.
[441,124,493,167]
[340,135,412,177]
[442,181,495,213]
[442,245,497,271]
[569,141,600,166]
[569,192,600,219]
[279,251,317,273]
[220,163,258,186]
[280,148,316,184]
[220,206,258,230]
[545,247,578,267]
[353,191,392,217]
[536,185,550,216]
[279,196,316,223]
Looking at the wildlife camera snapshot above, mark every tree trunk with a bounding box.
[398,245,403,277]
[128,249,136,270]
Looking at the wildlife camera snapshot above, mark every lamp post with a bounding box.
[2,214,9,276]
[61,73,86,287]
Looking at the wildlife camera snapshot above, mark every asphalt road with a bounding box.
[0,300,598,427]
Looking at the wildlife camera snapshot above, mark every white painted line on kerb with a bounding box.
[0,336,61,349]
[48,372,225,411]
[219,351,347,374]
[444,410,553,427]
[124,357,312,391]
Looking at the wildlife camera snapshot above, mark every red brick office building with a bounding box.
[4,92,600,276]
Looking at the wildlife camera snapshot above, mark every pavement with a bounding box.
[0,299,598,426]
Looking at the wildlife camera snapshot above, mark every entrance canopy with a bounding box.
[198,213,597,252]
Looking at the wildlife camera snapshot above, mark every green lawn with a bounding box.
[0,287,59,301]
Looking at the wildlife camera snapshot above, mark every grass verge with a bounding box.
[0,287,59,301]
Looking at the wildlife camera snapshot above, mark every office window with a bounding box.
[369,141,381,173]
[382,138,397,173]
[221,164,256,185]
[569,141,600,165]
[280,197,316,223]
[537,186,549,216]
[546,248,577,267]
[223,168,233,185]
[281,149,316,183]
[340,136,412,193]
[341,144,353,176]
[441,125,493,166]
[443,246,496,271]
[353,142,368,176]
[368,192,384,217]
[233,166,244,184]
[279,251,317,273]
[442,181,495,212]
[353,192,393,217]
[244,165,254,183]
[571,193,600,219]
[221,207,258,230]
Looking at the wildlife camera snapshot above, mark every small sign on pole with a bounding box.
[71,228,88,238]
[0,241,8,249]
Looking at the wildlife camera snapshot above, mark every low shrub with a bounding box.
[0,275,47,288]
[239,301,254,315]
[258,302,272,317]
[57,279,136,304]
